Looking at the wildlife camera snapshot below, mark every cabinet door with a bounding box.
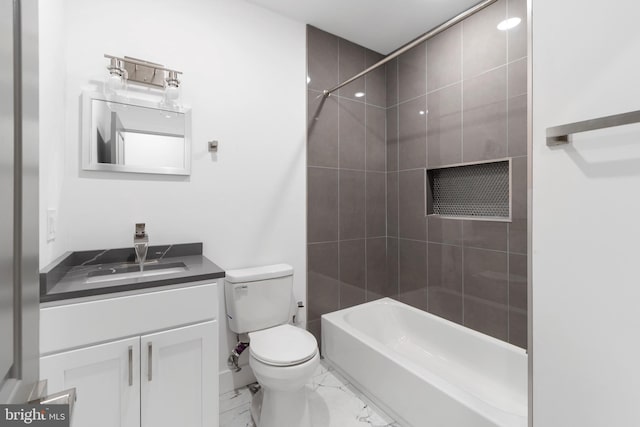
[141,321,218,427]
[40,337,140,427]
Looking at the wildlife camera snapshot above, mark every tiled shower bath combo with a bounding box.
[306,0,528,349]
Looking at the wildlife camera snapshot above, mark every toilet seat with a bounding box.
[249,324,318,367]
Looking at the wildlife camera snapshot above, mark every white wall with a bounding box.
[532,0,640,425]
[39,0,66,266]
[39,0,307,392]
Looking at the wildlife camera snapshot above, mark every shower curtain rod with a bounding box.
[323,0,498,97]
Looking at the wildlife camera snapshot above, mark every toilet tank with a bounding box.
[224,264,294,334]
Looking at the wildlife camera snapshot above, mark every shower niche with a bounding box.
[426,158,512,221]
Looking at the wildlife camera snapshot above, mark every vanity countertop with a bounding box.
[40,242,225,303]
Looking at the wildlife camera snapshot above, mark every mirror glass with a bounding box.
[82,93,191,175]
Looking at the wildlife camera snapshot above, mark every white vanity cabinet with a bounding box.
[41,337,141,427]
[140,322,216,427]
[40,281,219,427]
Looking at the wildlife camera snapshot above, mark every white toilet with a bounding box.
[224,264,319,427]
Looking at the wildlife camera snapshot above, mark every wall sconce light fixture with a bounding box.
[105,57,127,95]
[104,54,183,107]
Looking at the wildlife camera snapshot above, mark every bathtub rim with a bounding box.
[323,297,527,356]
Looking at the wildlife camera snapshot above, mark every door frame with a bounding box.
[526,0,533,426]
[0,0,40,404]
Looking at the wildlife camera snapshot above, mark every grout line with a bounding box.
[460,18,466,190]
[308,237,385,246]
[425,240,513,254]
[395,237,428,244]
[427,80,463,96]
[507,232,511,341]
[383,108,388,300]
[337,39,341,310]
[305,44,309,331]
[460,10,466,326]
[308,88,386,109]
[506,55,528,65]
[461,231,466,325]
[446,60,526,91]
[307,165,385,173]
[505,0,511,161]
[383,57,389,272]
[505,0,511,343]
[388,92,427,110]
[396,167,430,173]
[364,80,369,302]
[395,68,401,297]
[396,58,400,117]
[463,293,511,311]
[384,83,388,242]
[424,42,430,310]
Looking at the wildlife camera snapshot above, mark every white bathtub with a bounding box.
[321,298,527,427]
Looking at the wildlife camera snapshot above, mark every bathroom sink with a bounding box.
[39,243,225,302]
[85,261,187,284]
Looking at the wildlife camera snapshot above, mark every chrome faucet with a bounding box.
[134,223,149,272]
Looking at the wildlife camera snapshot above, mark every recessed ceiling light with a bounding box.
[497,17,521,31]
[354,92,365,98]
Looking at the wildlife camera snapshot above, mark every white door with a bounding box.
[40,337,140,427]
[533,0,640,425]
[140,321,218,427]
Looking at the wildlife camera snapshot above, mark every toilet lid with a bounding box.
[249,324,318,367]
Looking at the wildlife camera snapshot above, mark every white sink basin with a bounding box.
[85,262,187,284]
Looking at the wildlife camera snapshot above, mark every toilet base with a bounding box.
[251,385,312,427]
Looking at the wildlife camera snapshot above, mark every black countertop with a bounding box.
[40,243,225,303]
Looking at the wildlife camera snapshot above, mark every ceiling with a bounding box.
[245,0,483,54]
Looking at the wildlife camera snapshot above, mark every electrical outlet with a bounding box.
[47,209,57,242]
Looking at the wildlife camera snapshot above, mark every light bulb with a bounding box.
[165,85,179,100]
[107,73,123,92]
[161,83,181,109]
[161,71,181,108]
[104,57,126,97]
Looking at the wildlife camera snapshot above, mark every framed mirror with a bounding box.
[82,91,191,175]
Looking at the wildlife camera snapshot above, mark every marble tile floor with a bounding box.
[219,360,401,427]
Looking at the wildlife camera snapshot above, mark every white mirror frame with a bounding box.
[81,91,192,176]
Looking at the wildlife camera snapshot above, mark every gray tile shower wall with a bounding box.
[307,26,388,346]
[307,0,528,350]
[386,0,528,348]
